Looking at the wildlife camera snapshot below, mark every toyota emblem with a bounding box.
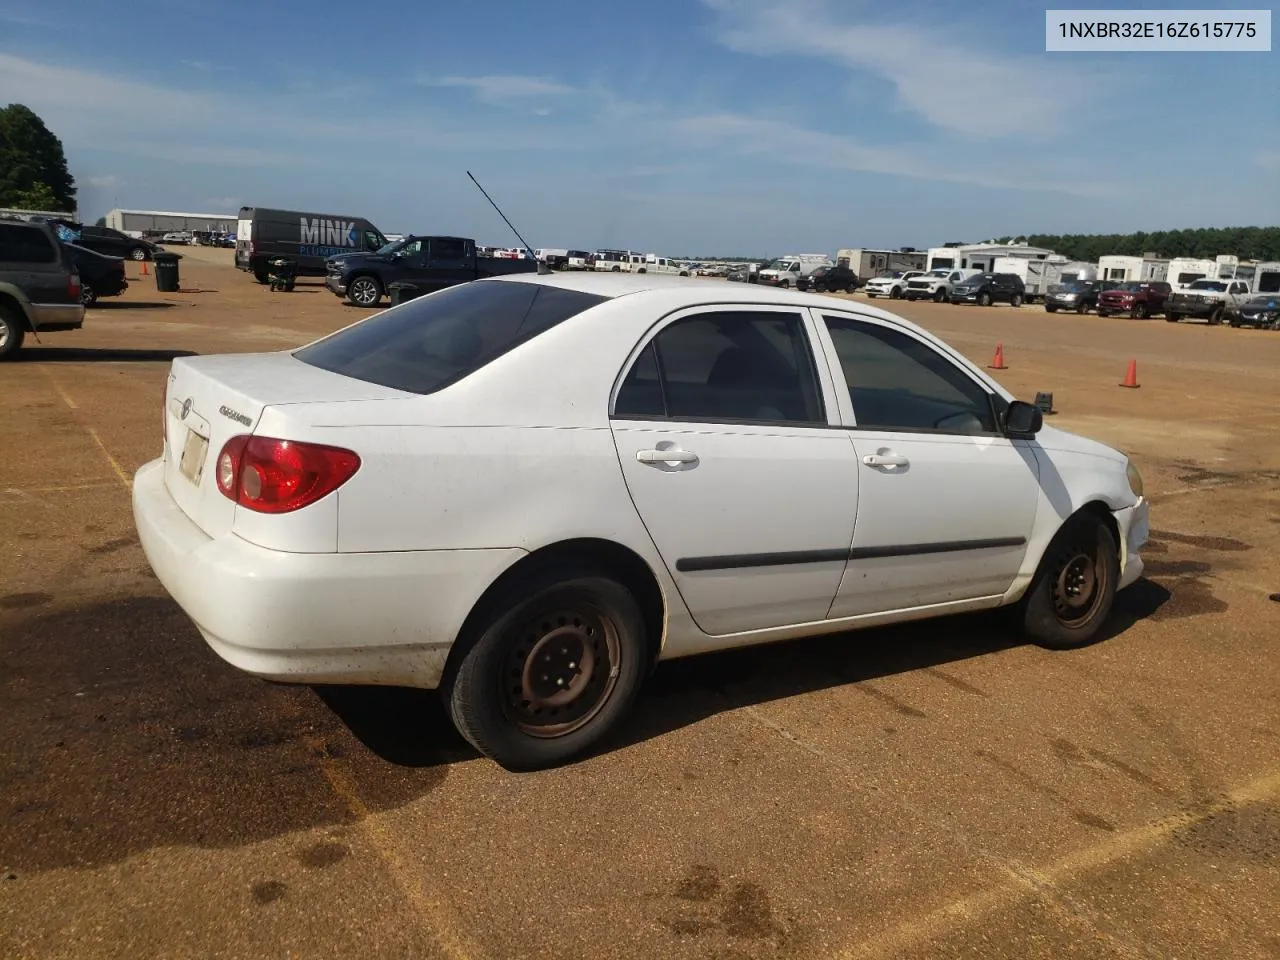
[180,398,193,420]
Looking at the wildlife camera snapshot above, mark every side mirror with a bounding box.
[1005,400,1043,438]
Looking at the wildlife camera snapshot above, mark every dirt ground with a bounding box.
[2,251,1279,960]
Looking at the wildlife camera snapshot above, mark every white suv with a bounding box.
[864,270,924,299]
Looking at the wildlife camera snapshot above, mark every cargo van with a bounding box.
[235,206,388,282]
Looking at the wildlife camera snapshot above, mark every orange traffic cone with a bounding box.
[987,343,1007,370]
[140,260,149,276]
[1119,359,1139,388]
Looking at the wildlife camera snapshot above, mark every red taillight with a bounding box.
[69,272,81,297]
[215,436,360,513]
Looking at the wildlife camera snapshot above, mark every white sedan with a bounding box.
[133,272,1150,771]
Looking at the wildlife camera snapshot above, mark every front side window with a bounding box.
[823,316,997,435]
[614,311,824,425]
[296,280,608,394]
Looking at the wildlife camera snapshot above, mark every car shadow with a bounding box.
[90,301,176,310]
[18,347,199,362]
[315,578,1171,770]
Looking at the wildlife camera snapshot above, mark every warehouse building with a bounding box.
[105,208,237,235]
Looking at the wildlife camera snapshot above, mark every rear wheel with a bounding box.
[346,275,382,307]
[1017,512,1119,650]
[1010,293,1024,308]
[444,570,649,771]
[130,247,148,261]
[80,286,97,307]
[0,305,26,360]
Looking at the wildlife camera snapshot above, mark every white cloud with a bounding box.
[424,74,576,108]
[699,0,1109,140]
[87,174,119,188]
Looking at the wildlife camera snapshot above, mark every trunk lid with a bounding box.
[162,351,409,539]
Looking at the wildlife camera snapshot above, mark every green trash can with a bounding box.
[388,282,421,306]
[154,252,182,292]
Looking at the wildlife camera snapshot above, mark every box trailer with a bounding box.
[992,256,1064,302]
[1098,255,1169,283]
[835,248,927,280]
[1166,258,1218,289]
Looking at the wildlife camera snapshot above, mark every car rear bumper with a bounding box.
[28,301,86,330]
[132,458,526,689]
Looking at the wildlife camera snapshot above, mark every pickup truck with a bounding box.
[1164,278,1253,325]
[325,235,539,306]
[0,217,86,360]
[903,268,981,302]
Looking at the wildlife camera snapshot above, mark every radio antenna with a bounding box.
[466,170,551,275]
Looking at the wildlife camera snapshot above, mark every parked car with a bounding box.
[904,268,981,302]
[1228,293,1280,329]
[236,206,388,282]
[797,264,859,294]
[1164,278,1252,325]
[949,272,1026,307]
[0,217,85,360]
[1096,281,1172,319]
[863,270,924,299]
[133,273,1150,771]
[324,235,539,306]
[61,242,128,306]
[1043,280,1119,314]
[48,220,158,261]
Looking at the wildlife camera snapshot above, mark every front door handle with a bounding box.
[863,453,909,468]
[637,449,699,465]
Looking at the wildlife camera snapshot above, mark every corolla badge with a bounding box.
[180,397,193,420]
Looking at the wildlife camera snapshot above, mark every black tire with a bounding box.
[932,287,946,303]
[865,292,877,299]
[1131,303,1148,320]
[346,275,382,307]
[81,286,97,307]
[889,287,903,300]
[130,247,148,261]
[1076,301,1089,315]
[1166,313,1180,323]
[1017,512,1119,650]
[0,304,26,360]
[1045,305,1059,313]
[252,261,269,284]
[611,265,621,272]
[444,570,649,771]
[778,279,789,289]
[978,291,993,307]
[1097,309,1110,317]
[845,284,855,294]
[1010,293,1023,308]
[1208,307,1224,326]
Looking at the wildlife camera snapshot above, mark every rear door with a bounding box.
[815,310,1039,617]
[0,223,68,308]
[425,237,475,290]
[610,305,859,636]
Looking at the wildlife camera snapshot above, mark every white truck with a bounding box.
[902,267,982,302]
[1165,277,1254,325]
[992,256,1065,303]
[631,253,689,276]
[594,249,634,272]
[757,253,832,288]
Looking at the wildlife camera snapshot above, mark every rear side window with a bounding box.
[0,224,56,263]
[295,280,608,394]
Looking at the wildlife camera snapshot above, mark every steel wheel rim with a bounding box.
[1050,533,1107,628]
[501,604,621,739]
[351,279,378,305]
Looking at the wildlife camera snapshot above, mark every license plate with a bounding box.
[179,428,209,484]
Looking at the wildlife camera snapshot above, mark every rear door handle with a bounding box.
[863,454,909,468]
[637,449,699,465]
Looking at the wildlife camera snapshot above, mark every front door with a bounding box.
[816,312,1040,617]
[610,306,859,636]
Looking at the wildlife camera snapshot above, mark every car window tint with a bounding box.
[295,280,608,394]
[615,311,823,424]
[823,316,996,435]
[0,224,56,263]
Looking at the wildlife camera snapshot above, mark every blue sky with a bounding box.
[2,0,1276,256]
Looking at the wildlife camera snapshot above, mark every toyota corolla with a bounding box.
[133,273,1150,771]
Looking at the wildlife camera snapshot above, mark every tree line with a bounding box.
[0,104,77,212]
[990,227,1280,263]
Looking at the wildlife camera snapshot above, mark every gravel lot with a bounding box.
[2,250,1278,959]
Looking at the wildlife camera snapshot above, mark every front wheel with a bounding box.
[1010,293,1023,308]
[1045,305,1059,313]
[978,292,993,307]
[1097,309,1110,317]
[865,292,877,299]
[1017,512,1119,650]
[1166,313,1181,323]
[889,287,903,300]
[1208,307,1224,326]
[444,571,649,771]
[1076,301,1089,314]
[1131,303,1148,320]
[346,276,383,307]
[932,288,946,303]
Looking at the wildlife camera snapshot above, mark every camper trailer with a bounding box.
[1060,261,1098,282]
[1098,255,1170,283]
[925,243,1056,273]
[1166,258,1219,289]
[992,256,1066,302]
[835,248,928,280]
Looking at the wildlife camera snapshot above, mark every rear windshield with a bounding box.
[294,280,609,394]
